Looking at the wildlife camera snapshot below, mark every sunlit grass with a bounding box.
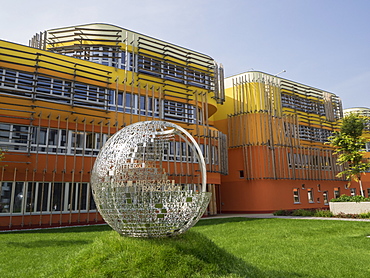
[1,218,370,277]
[0,225,110,277]
[195,218,370,277]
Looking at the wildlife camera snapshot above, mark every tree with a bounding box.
[329,113,370,197]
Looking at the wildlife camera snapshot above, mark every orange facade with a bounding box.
[221,148,348,212]
[212,72,350,213]
[0,24,227,230]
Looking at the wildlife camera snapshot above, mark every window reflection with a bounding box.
[0,182,96,214]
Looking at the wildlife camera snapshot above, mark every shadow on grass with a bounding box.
[60,230,311,278]
[7,239,92,248]
[154,230,256,277]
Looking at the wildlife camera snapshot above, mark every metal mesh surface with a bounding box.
[91,121,210,237]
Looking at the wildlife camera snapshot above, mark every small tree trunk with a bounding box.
[359,178,365,197]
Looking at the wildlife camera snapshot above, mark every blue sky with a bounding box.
[1,0,370,109]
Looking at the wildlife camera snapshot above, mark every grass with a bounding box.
[1,218,370,277]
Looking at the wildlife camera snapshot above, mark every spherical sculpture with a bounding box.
[91,121,211,237]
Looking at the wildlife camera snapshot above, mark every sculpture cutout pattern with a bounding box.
[91,121,211,237]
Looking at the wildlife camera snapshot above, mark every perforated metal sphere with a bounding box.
[91,121,211,237]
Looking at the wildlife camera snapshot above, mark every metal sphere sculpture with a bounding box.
[91,120,211,237]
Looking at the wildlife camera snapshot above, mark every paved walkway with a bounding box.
[202,213,370,222]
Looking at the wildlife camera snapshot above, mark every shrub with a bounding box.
[292,209,315,217]
[358,212,370,218]
[273,209,335,217]
[314,209,333,217]
[273,210,292,216]
[330,194,370,203]
[335,212,359,218]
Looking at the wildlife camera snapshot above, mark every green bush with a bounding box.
[314,209,333,217]
[358,212,370,218]
[292,209,315,216]
[335,212,359,218]
[273,209,292,216]
[273,209,318,216]
[330,194,370,203]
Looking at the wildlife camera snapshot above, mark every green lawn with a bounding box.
[1,218,370,277]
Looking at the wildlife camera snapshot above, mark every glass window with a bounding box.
[163,100,197,123]
[36,182,50,212]
[139,95,146,115]
[125,93,132,112]
[84,132,104,155]
[120,51,133,71]
[51,79,63,95]
[13,182,25,213]
[0,124,29,151]
[116,92,122,107]
[108,90,115,105]
[71,131,85,154]
[66,183,76,211]
[334,187,340,199]
[48,129,59,146]
[239,170,244,178]
[96,133,107,150]
[0,182,26,213]
[11,125,29,144]
[4,70,16,87]
[77,183,88,211]
[88,86,97,98]
[36,76,52,94]
[293,188,300,203]
[0,124,11,142]
[1,182,97,214]
[50,183,63,212]
[25,182,36,212]
[212,145,219,165]
[0,182,12,213]
[85,133,94,149]
[308,188,314,203]
[32,127,47,145]
[60,130,67,147]
[12,182,24,213]
[145,58,157,71]
[74,84,87,99]
[281,93,326,117]
[90,190,97,210]
[17,72,34,91]
[323,191,329,204]
[350,188,356,196]
[30,128,67,154]
[29,127,105,155]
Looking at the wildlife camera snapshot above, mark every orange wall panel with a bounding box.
[220,179,351,213]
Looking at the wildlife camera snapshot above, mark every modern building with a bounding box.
[0,23,360,230]
[0,23,227,229]
[212,71,348,213]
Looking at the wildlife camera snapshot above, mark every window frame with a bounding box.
[293,188,300,204]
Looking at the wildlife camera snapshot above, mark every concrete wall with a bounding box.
[329,202,370,215]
